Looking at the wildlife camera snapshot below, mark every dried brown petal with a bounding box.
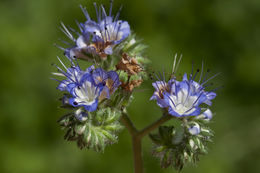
[116,53,142,75]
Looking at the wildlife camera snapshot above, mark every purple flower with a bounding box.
[188,123,201,135]
[150,66,217,118]
[52,57,88,92]
[150,81,169,108]
[92,68,121,100]
[59,1,130,59]
[53,57,120,111]
[69,73,104,112]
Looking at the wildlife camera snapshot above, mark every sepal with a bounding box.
[58,107,123,152]
[149,123,213,171]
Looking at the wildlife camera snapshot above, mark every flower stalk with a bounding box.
[121,111,173,173]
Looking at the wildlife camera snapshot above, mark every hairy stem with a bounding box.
[120,111,172,173]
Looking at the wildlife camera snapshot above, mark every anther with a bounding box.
[73,102,78,105]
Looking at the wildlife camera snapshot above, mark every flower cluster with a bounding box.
[151,60,217,135]
[149,58,219,170]
[53,58,120,114]
[151,73,216,117]
[52,0,219,171]
[59,1,130,60]
[53,1,148,152]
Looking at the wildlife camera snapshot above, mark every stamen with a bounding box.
[57,56,68,71]
[114,5,123,22]
[109,0,114,16]
[201,72,221,86]
[54,43,66,51]
[50,78,62,82]
[93,2,100,23]
[115,21,122,41]
[189,61,194,81]
[172,53,178,75]
[80,5,91,21]
[58,39,73,46]
[199,61,204,83]
[68,26,80,36]
[75,20,83,33]
[192,69,200,81]
[209,85,223,92]
[60,22,75,41]
[101,5,107,20]
[175,54,182,74]
[202,69,210,83]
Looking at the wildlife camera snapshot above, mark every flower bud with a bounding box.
[188,123,200,135]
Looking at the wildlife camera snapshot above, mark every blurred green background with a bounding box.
[1,0,260,172]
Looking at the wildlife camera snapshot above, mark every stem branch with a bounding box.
[137,114,172,139]
[120,111,172,173]
[120,112,138,136]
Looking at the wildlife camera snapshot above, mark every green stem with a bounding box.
[121,112,172,173]
[132,136,143,173]
[137,114,172,138]
[120,112,138,136]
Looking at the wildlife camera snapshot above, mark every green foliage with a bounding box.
[149,122,213,171]
[58,107,123,152]
[115,34,147,57]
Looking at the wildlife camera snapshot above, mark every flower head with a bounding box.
[150,60,218,118]
[59,1,130,60]
[92,68,121,100]
[53,57,120,112]
[69,72,104,112]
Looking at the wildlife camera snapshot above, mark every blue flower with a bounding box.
[53,57,94,93]
[92,68,121,100]
[150,67,217,118]
[195,109,213,120]
[53,57,120,112]
[150,81,169,108]
[69,73,104,112]
[59,1,130,59]
[188,123,201,135]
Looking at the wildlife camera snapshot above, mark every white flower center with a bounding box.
[169,88,198,115]
[74,81,98,105]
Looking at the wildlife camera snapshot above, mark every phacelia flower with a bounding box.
[59,1,130,60]
[52,57,90,92]
[69,72,104,112]
[92,68,121,100]
[151,65,217,118]
[53,57,120,112]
